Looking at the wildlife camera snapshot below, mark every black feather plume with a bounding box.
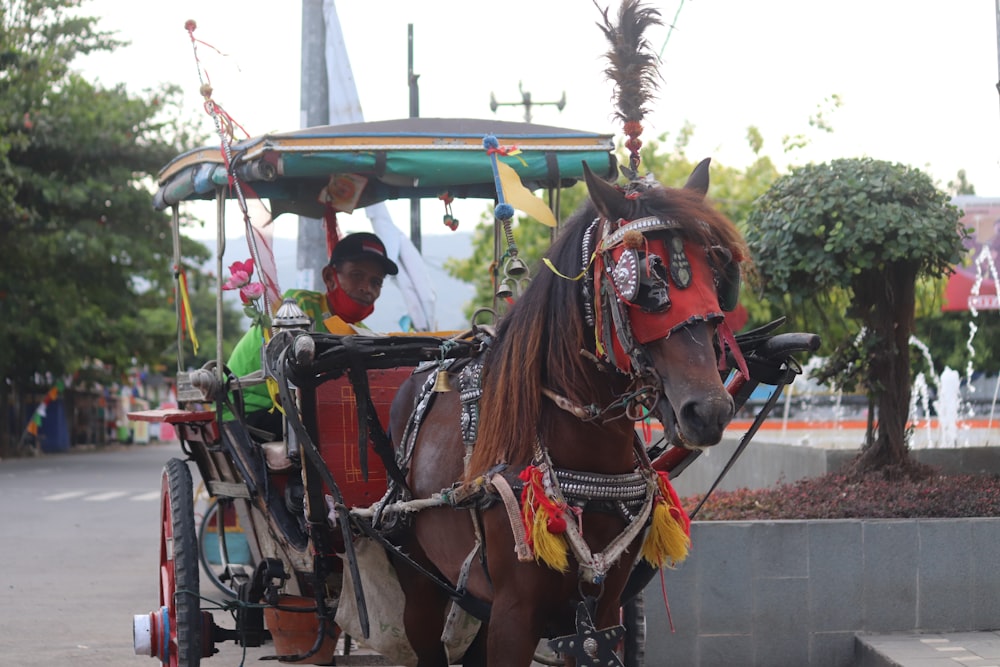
[595,0,663,126]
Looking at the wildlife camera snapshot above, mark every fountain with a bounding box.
[762,335,996,449]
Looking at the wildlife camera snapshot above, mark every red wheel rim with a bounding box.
[159,468,179,666]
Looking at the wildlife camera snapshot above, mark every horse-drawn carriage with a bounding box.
[130,4,818,666]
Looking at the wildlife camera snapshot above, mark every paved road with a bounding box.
[0,442,273,667]
[0,442,561,667]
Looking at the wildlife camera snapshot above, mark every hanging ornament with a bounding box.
[439,192,459,230]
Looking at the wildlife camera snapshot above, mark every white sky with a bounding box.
[78,0,1000,241]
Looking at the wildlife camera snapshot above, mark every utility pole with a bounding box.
[298,0,329,292]
[490,81,566,123]
[996,0,1000,126]
[408,24,421,252]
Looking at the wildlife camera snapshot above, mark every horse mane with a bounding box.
[467,181,747,478]
[466,203,597,478]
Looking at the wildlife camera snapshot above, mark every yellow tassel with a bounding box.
[531,509,569,572]
[641,501,691,568]
[520,471,570,573]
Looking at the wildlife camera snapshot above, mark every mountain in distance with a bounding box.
[199,231,477,333]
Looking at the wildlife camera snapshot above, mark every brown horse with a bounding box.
[386,158,748,667]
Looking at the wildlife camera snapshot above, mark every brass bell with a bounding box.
[505,256,529,277]
[495,278,514,299]
[432,369,452,393]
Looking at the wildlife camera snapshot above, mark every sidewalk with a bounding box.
[858,631,1000,666]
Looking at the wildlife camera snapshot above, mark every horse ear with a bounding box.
[684,157,712,198]
[583,161,627,221]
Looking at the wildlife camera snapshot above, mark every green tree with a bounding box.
[0,0,210,452]
[746,158,968,474]
[947,169,976,196]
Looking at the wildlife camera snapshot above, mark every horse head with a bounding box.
[467,158,748,480]
[581,158,747,449]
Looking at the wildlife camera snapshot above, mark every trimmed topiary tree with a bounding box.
[746,158,968,474]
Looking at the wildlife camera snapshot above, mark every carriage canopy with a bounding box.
[153,117,617,218]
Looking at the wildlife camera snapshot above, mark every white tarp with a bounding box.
[319,0,437,330]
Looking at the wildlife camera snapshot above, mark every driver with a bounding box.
[225,232,398,438]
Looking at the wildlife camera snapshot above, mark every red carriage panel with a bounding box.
[314,367,412,508]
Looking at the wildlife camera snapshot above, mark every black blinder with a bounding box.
[635,253,671,312]
[710,245,741,312]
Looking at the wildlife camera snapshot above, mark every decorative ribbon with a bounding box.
[26,380,66,436]
[177,268,199,355]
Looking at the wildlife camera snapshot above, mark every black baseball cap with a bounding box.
[328,232,399,276]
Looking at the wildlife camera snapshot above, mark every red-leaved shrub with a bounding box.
[682,471,1000,521]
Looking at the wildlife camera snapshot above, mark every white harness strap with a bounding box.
[490,473,533,562]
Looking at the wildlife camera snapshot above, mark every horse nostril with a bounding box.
[679,395,734,438]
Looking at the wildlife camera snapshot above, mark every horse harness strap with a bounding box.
[540,387,598,421]
[526,444,660,584]
[490,473,532,561]
[541,383,660,424]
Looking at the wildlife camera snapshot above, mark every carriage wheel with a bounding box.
[156,458,203,667]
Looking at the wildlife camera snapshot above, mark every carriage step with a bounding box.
[127,408,220,445]
[127,408,216,424]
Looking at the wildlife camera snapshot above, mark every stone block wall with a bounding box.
[642,518,1000,667]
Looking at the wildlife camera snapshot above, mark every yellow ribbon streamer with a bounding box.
[178,270,199,355]
[496,161,558,227]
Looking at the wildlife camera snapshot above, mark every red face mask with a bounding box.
[326,274,375,324]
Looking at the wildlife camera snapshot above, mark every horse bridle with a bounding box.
[571,214,742,426]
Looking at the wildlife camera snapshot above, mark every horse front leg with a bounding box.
[399,571,451,667]
[391,539,452,667]
[485,593,544,667]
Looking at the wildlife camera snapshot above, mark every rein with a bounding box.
[541,383,659,424]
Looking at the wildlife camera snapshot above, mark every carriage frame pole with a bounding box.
[171,205,184,373]
[216,187,227,382]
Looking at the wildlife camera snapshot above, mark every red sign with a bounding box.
[942,196,1000,311]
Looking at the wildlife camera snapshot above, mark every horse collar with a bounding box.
[519,444,663,585]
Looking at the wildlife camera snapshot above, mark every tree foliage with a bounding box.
[0,0,216,449]
[745,158,968,471]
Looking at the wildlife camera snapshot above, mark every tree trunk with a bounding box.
[852,265,918,473]
[0,381,9,458]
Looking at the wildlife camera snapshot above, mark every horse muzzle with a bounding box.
[656,391,734,449]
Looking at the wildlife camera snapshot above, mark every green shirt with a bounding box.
[224,289,327,418]
[223,289,368,418]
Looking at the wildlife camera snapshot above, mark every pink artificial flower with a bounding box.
[222,258,255,290]
[239,282,265,304]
